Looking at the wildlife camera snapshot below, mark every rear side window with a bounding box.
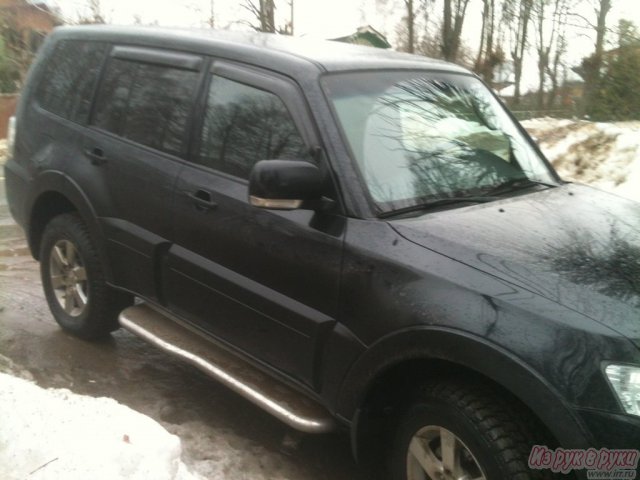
[36,40,108,123]
[196,75,310,179]
[92,58,199,156]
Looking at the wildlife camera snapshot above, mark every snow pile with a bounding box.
[522,117,640,202]
[0,373,200,480]
[167,421,308,480]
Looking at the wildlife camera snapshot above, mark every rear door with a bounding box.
[164,62,345,388]
[87,47,204,300]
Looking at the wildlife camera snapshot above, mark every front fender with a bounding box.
[337,326,592,449]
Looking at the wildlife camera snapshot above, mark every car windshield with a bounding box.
[322,71,558,214]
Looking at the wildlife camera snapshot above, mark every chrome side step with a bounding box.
[119,304,336,434]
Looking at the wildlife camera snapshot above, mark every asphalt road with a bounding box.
[0,166,363,480]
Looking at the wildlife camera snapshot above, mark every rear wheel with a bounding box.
[391,379,557,480]
[40,213,132,340]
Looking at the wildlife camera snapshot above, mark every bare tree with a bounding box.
[592,0,612,72]
[207,0,215,28]
[242,0,294,35]
[278,0,294,35]
[580,0,612,110]
[441,0,471,62]
[185,1,216,29]
[503,0,533,104]
[545,0,571,108]
[533,0,570,108]
[533,0,549,108]
[82,0,105,24]
[394,0,428,53]
[474,0,504,85]
[380,0,423,53]
[416,31,444,58]
[287,0,294,35]
[405,0,417,53]
[243,0,276,33]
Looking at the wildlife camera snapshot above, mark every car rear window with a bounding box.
[36,40,108,124]
[92,57,199,157]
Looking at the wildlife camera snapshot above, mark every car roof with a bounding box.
[51,25,470,79]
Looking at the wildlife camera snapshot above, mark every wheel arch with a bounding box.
[339,327,592,463]
[26,171,112,281]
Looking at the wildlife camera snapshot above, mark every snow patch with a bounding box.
[166,421,307,480]
[522,117,640,203]
[0,373,201,480]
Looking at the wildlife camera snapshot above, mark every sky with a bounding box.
[48,0,382,38]
[44,0,640,90]
[46,0,640,39]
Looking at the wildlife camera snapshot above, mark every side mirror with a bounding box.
[249,160,323,210]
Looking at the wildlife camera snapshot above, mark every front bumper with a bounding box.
[578,408,640,449]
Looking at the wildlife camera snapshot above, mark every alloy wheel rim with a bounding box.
[407,425,486,480]
[49,239,88,317]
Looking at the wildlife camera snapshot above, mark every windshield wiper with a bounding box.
[379,196,498,219]
[482,178,556,197]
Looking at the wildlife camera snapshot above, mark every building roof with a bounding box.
[332,25,392,49]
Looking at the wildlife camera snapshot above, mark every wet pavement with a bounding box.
[0,171,362,479]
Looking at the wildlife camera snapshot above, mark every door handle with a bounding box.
[84,147,108,166]
[187,189,218,211]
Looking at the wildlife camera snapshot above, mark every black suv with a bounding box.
[5,26,640,480]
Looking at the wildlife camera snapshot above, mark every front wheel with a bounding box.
[391,379,557,480]
[40,213,132,340]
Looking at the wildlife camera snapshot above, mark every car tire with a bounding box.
[390,379,557,480]
[40,213,132,340]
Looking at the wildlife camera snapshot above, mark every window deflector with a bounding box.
[111,46,203,71]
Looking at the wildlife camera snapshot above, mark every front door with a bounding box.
[164,62,344,388]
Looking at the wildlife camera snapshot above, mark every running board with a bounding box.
[119,304,337,434]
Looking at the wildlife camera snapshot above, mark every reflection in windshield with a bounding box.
[323,72,557,213]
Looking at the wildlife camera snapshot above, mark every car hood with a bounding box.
[391,184,640,348]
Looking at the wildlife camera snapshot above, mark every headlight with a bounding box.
[605,364,640,416]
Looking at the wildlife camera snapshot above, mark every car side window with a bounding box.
[36,40,108,124]
[92,58,199,156]
[196,75,310,179]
